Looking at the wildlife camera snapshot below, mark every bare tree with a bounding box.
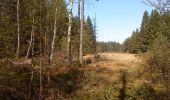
[67,0,73,66]
[79,0,84,65]
[16,0,20,58]
[143,0,170,12]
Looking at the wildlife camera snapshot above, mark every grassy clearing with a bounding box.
[0,53,162,100]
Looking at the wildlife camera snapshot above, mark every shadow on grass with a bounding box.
[118,70,127,100]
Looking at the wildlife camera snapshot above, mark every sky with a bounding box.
[73,0,154,43]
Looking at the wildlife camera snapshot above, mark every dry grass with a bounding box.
[0,53,146,99]
[73,52,146,99]
[87,53,142,72]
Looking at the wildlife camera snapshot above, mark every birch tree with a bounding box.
[67,0,73,66]
[49,7,57,64]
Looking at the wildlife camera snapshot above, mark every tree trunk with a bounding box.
[67,0,73,66]
[77,0,80,61]
[93,15,97,63]
[49,7,57,64]
[16,0,20,58]
[29,0,35,98]
[25,12,33,59]
[39,2,42,99]
[44,8,49,59]
[25,26,33,59]
[79,0,84,65]
[29,14,35,100]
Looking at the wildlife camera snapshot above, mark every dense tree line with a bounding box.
[123,3,170,98]
[123,10,170,53]
[97,41,122,52]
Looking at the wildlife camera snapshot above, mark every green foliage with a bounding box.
[124,9,170,99]
[123,10,163,53]
[0,0,68,58]
[97,41,122,52]
[0,61,84,99]
[83,16,96,54]
[130,83,156,100]
[146,33,170,87]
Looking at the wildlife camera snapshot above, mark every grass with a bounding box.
[1,53,166,100]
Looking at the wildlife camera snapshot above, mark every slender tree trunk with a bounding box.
[93,16,97,63]
[39,2,42,99]
[45,7,49,86]
[16,0,20,58]
[25,12,33,59]
[25,27,33,59]
[39,59,42,99]
[67,0,73,66]
[44,9,49,59]
[79,0,84,65]
[29,14,35,100]
[29,0,35,98]
[77,0,80,61]
[29,17,35,100]
[49,7,57,64]
[47,6,57,85]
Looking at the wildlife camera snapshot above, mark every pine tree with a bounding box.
[147,10,161,48]
[139,11,150,52]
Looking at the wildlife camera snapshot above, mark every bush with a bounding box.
[130,83,156,100]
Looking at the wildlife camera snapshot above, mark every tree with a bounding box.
[83,16,94,54]
[79,0,84,65]
[67,0,73,66]
[144,0,170,12]
[29,0,36,98]
[92,16,97,61]
[16,0,20,58]
[139,11,150,52]
[147,10,161,48]
[77,0,81,61]
[49,5,57,64]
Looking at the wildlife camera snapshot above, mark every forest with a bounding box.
[0,0,170,100]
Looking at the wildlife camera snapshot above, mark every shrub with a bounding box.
[130,83,156,100]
